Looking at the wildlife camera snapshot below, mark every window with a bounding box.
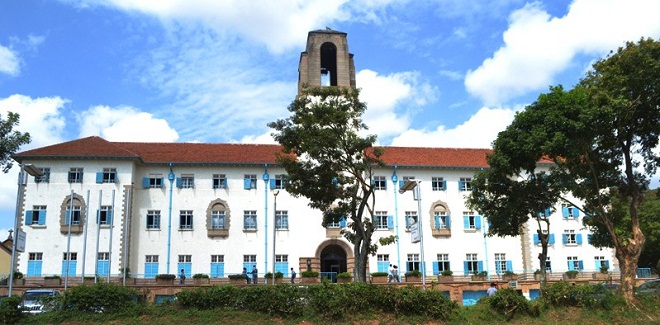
[434,211,450,229]
[26,205,47,226]
[434,254,450,275]
[377,254,390,273]
[406,254,421,273]
[404,211,418,231]
[66,205,82,225]
[177,174,195,188]
[275,255,289,275]
[97,206,112,225]
[563,230,583,245]
[179,210,193,230]
[459,177,472,191]
[533,230,556,245]
[494,253,512,274]
[62,252,77,277]
[27,252,43,276]
[97,252,109,276]
[567,256,583,271]
[145,255,159,278]
[562,204,580,219]
[35,168,50,183]
[211,255,225,278]
[147,210,160,230]
[244,174,257,190]
[68,168,83,183]
[270,174,287,189]
[464,253,481,275]
[243,210,257,230]
[211,210,226,229]
[545,257,552,272]
[213,174,227,189]
[432,177,446,191]
[463,211,481,230]
[595,256,609,271]
[399,176,415,189]
[275,210,288,230]
[243,255,257,275]
[178,255,192,278]
[146,174,163,188]
[375,211,389,230]
[373,176,386,190]
[96,168,116,183]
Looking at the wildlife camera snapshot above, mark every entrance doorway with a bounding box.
[320,244,347,282]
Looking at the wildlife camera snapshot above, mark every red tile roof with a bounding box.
[15,136,493,168]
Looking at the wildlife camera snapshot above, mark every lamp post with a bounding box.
[9,163,43,297]
[399,180,426,290]
[272,190,279,285]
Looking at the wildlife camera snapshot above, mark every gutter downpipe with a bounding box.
[64,190,74,290]
[94,191,102,283]
[122,186,132,286]
[107,190,115,283]
[81,190,90,282]
[167,164,175,274]
[263,164,269,281]
[391,166,401,281]
[484,217,491,281]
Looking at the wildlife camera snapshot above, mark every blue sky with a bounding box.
[1,0,659,233]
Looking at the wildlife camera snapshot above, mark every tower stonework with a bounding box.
[298,28,356,95]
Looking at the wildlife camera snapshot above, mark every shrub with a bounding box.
[405,269,421,277]
[301,271,319,278]
[477,271,488,277]
[441,269,453,276]
[155,274,176,280]
[486,287,536,320]
[62,283,143,313]
[503,270,516,276]
[228,274,248,280]
[0,295,24,325]
[564,270,579,278]
[13,271,23,279]
[192,273,209,279]
[45,275,61,279]
[336,272,352,279]
[264,272,284,279]
[393,285,457,320]
[371,272,388,277]
[541,281,625,309]
[599,265,609,273]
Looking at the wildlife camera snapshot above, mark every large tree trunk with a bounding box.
[615,242,643,303]
[354,239,368,282]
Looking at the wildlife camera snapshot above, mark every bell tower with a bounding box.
[298,28,356,95]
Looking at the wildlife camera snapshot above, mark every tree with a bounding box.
[0,112,31,172]
[467,85,586,284]
[268,86,393,282]
[470,38,660,303]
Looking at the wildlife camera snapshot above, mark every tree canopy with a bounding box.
[0,112,30,172]
[268,86,391,282]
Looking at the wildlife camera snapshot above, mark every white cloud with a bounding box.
[78,105,179,142]
[239,131,278,145]
[390,106,519,148]
[0,44,20,76]
[465,0,660,105]
[357,69,437,139]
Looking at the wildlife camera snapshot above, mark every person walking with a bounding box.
[179,268,186,285]
[388,264,394,282]
[251,266,258,284]
[242,267,249,284]
[487,282,498,296]
[290,267,297,284]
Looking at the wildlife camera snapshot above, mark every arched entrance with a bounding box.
[320,244,347,282]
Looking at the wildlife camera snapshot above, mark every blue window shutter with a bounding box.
[387,215,394,229]
[108,210,113,224]
[578,261,583,271]
[549,234,555,244]
[432,261,439,275]
[463,261,469,275]
[339,217,346,228]
[506,261,513,272]
[475,216,482,229]
[562,234,567,244]
[270,179,276,189]
[477,261,483,272]
[562,206,569,218]
[243,178,251,190]
[176,177,182,188]
[604,261,609,269]
[587,234,592,244]
[545,208,551,217]
[38,211,46,225]
[442,180,447,190]
[574,209,580,217]
[533,234,539,245]
[458,180,463,190]
[434,215,440,229]
[463,216,469,229]
[96,172,103,183]
[567,261,573,270]
[65,211,71,225]
[576,234,583,245]
[25,211,34,225]
[446,216,451,229]
[405,216,411,229]
[594,260,600,270]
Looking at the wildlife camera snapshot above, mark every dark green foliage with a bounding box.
[541,282,626,310]
[301,271,319,277]
[484,287,538,320]
[0,295,24,325]
[176,285,240,310]
[155,274,176,280]
[393,285,458,319]
[62,283,143,313]
[192,273,209,279]
[1,112,31,173]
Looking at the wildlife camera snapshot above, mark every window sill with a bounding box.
[463,228,479,232]
[564,243,578,246]
[29,225,47,229]
[178,228,194,231]
[243,229,257,233]
[146,228,161,231]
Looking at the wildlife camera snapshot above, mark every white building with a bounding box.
[10,29,615,281]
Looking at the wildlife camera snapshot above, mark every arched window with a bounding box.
[320,42,337,86]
